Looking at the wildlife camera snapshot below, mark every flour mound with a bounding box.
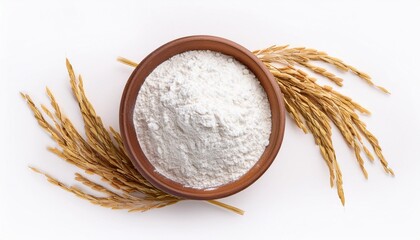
[133,50,271,189]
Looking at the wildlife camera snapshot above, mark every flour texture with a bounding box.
[133,50,271,189]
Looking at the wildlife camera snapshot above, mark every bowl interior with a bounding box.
[120,35,285,200]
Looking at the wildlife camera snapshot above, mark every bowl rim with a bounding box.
[119,35,286,200]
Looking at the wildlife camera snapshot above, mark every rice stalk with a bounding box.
[253,46,393,205]
[21,59,243,215]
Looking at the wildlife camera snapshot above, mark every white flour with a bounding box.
[133,50,271,189]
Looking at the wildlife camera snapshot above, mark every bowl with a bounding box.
[119,35,285,200]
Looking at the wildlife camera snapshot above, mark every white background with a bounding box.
[1,0,419,239]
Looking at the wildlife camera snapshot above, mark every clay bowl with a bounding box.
[120,35,285,200]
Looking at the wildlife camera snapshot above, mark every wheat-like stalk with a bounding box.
[253,46,393,205]
[21,59,244,215]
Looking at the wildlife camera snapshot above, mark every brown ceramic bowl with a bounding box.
[120,35,285,200]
